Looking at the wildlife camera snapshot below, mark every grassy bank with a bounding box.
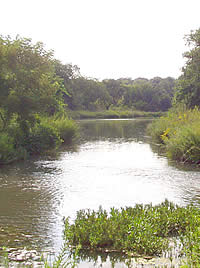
[0,114,78,165]
[149,105,200,165]
[68,109,163,120]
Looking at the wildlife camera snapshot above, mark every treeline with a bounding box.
[56,66,175,112]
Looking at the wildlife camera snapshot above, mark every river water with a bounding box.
[0,119,200,265]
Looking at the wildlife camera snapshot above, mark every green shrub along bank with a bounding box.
[64,200,200,259]
[68,109,163,120]
[0,114,78,164]
[149,105,200,165]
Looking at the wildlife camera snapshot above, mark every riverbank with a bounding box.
[68,109,163,120]
[149,105,200,166]
[0,115,78,165]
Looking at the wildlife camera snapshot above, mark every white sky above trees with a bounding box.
[1,0,200,80]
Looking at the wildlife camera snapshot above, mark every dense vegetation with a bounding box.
[149,28,200,166]
[0,36,78,164]
[65,200,200,264]
[61,75,175,113]
[0,34,176,163]
[53,58,175,113]
[174,29,200,108]
[149,105,200,165]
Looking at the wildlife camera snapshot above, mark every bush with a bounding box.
[166,123,200,164]
[25,122,62,155]
[0,114,78,163]
[0,133,16,164]
[49,116,78,144]
[149,105,200,165]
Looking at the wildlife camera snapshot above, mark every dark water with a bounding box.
[0,119,200,259]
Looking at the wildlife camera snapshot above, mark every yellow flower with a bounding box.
[161,128,170,140]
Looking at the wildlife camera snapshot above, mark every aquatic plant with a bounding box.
[64,200,200,257]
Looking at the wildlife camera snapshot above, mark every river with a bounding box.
[0,119,200,266]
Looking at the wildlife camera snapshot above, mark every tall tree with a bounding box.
[0,36,65,132]
[174,28,200,107]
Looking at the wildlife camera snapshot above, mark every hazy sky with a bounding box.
[1,0,200,80]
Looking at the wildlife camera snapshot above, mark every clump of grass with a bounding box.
[41,115,79,144]
[149,105,200,165]
[64,200,200,257]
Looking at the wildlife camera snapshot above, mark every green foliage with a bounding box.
[40,115,79,144]
[149,105,200,164]
[25,122,62,155]
[0,35,65,129]
[65,200,200,257]
[0,133,15,163]
[0,114,78,163]
[180,214,200,267]
[174,28,200,108]
[61,75,175,113]
[0,35,80,163]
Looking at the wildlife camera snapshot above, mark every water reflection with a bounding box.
[0,118,200,261]
[78,119,152,143]
[0,161,63,251]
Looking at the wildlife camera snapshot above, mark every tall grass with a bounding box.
[149,105,200,165]
[41,115,79,144]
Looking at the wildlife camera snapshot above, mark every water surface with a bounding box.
[0,119,200,257]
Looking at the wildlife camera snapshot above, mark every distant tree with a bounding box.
[103,79,125,106]
[54,61,80,109]
[174,28,200,107]
[69,77,111,110]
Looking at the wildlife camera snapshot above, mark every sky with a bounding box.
[1,0,200,80]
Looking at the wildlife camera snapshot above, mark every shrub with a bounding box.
[0,133,16,164]
[149,105,200,165]
[166,123,200,164]
[40,115,78,144]
[50,116,78,144]
[25,123,62,155]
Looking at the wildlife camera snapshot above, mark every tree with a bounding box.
[174,28,200,108]
[54,61,80,109]
[0,36,65,133]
